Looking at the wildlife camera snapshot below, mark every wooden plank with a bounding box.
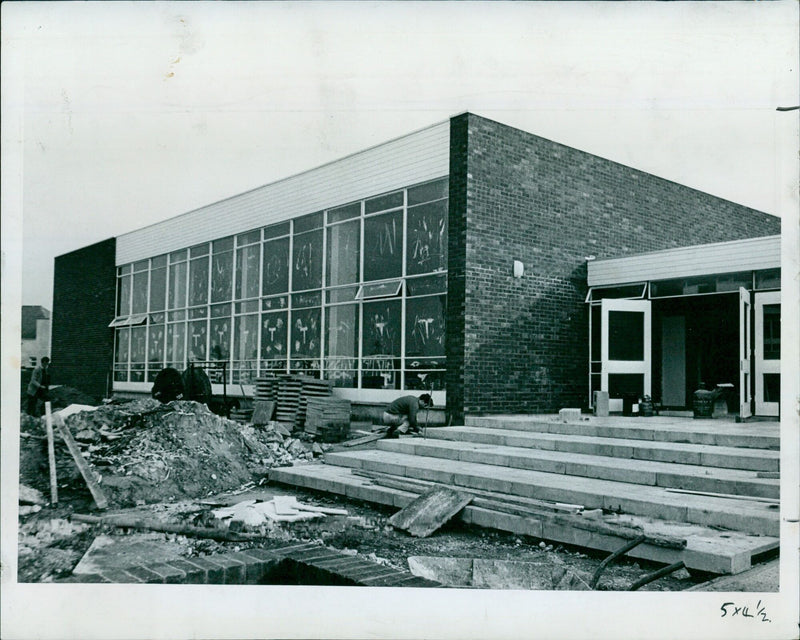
[53,414,108,510]
[342,431,387,447]
[388,487,473,537]
[44,402,58,505]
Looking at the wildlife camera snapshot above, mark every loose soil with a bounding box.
[16,398,702,590]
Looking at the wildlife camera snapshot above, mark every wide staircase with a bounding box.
[270,415,780,575]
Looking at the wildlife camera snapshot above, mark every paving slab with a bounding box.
[321,450,778,536]
[465,415,780,450]
[269,464,778,575]
[431,427,779,472]
[378,438,778,498]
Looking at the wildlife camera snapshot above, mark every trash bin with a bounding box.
[693,389,717,419]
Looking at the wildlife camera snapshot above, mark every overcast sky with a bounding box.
[3,2,798,311]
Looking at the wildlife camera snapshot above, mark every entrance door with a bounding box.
[754,291,780,416]
[739,287,752,419]
[601,299,651,411]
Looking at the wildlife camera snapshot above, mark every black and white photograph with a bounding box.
[2,2,798,639]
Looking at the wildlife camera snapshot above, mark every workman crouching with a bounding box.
[382,393,433,438]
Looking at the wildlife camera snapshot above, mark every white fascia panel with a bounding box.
[588,235,780,287]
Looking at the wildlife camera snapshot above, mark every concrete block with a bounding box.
[559,408,582,422]
[186,557,226,584]
[593,391,609,417]
[207,555,246,584]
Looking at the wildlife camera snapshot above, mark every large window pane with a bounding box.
[261,311,288,371]
[168,261,187,310]
[364,210,402,281]
[130,326,147,382]
[291,307,321,371]
[608,311,644,361]
[118,274,131,316]
[209,316,231,361]
[114,328,130,382]
[149,266,167,312]
[325,304,359,388]
[235,244,260,300]
[292,230,323,291]
[189,256,209,306]
[233,314,259,384]
[211,250,233,303]
[408,178,448,206]
[405,295,446,358]
[407,200,447,275]
[363,299,401,389]
[188,319,207,362]
[262,237,290,296]
[234,314,259,361]
[131,271,148,314]
[166,322,186,369]
[147,323,165,381]
[763,304,781,360]
[326,219,360,286]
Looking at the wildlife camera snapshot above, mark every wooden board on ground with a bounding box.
[342,430,387,447]
[53,414,108,509]
[389,487,473,537]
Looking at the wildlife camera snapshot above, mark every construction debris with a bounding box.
[211,495,349,528]
[18,399,316,508]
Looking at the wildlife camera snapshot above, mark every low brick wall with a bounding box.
[60,541,441,587]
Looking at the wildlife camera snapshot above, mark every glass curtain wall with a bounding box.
[113,177,448,391]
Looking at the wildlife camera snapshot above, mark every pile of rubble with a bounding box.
[19,399,322,508]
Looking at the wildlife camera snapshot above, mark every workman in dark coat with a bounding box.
[382,393,433,438]
[26,357,51,416]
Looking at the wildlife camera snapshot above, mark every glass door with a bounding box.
[754,291,780,416]
[601,299,651,412]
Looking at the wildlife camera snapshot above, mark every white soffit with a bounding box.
[588,235,781,287]
[116,121,450,265]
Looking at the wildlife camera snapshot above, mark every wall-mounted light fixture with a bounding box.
[513,260,524,278]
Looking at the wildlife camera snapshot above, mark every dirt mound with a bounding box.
[47,386,99,409]
[19,400,315,508]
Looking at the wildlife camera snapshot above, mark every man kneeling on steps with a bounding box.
[382,393,433,438]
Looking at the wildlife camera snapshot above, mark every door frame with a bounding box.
[739,287,753,419]
[600,298,652,411]
[754,290,780,416]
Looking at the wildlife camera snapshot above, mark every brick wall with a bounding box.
[447,113,780,419]
[51,238,117,400]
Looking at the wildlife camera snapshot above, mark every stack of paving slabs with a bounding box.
[296,375,334,431]
[275,375,303,427]
[305,397,352,443]
[228,406,254,424]
[254,376,278,402]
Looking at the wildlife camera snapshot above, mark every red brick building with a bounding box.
[52,113,781,417]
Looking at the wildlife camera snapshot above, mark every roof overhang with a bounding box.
[587,235,780,287]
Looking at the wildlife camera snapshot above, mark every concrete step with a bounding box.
[269,463,779,575]
[464,416,780,450]
[322,449,779,536]
[428,427,779,472]
[376,438,779,499]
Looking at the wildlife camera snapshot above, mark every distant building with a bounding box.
[51,113,781,418]
[21,305,50,368]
